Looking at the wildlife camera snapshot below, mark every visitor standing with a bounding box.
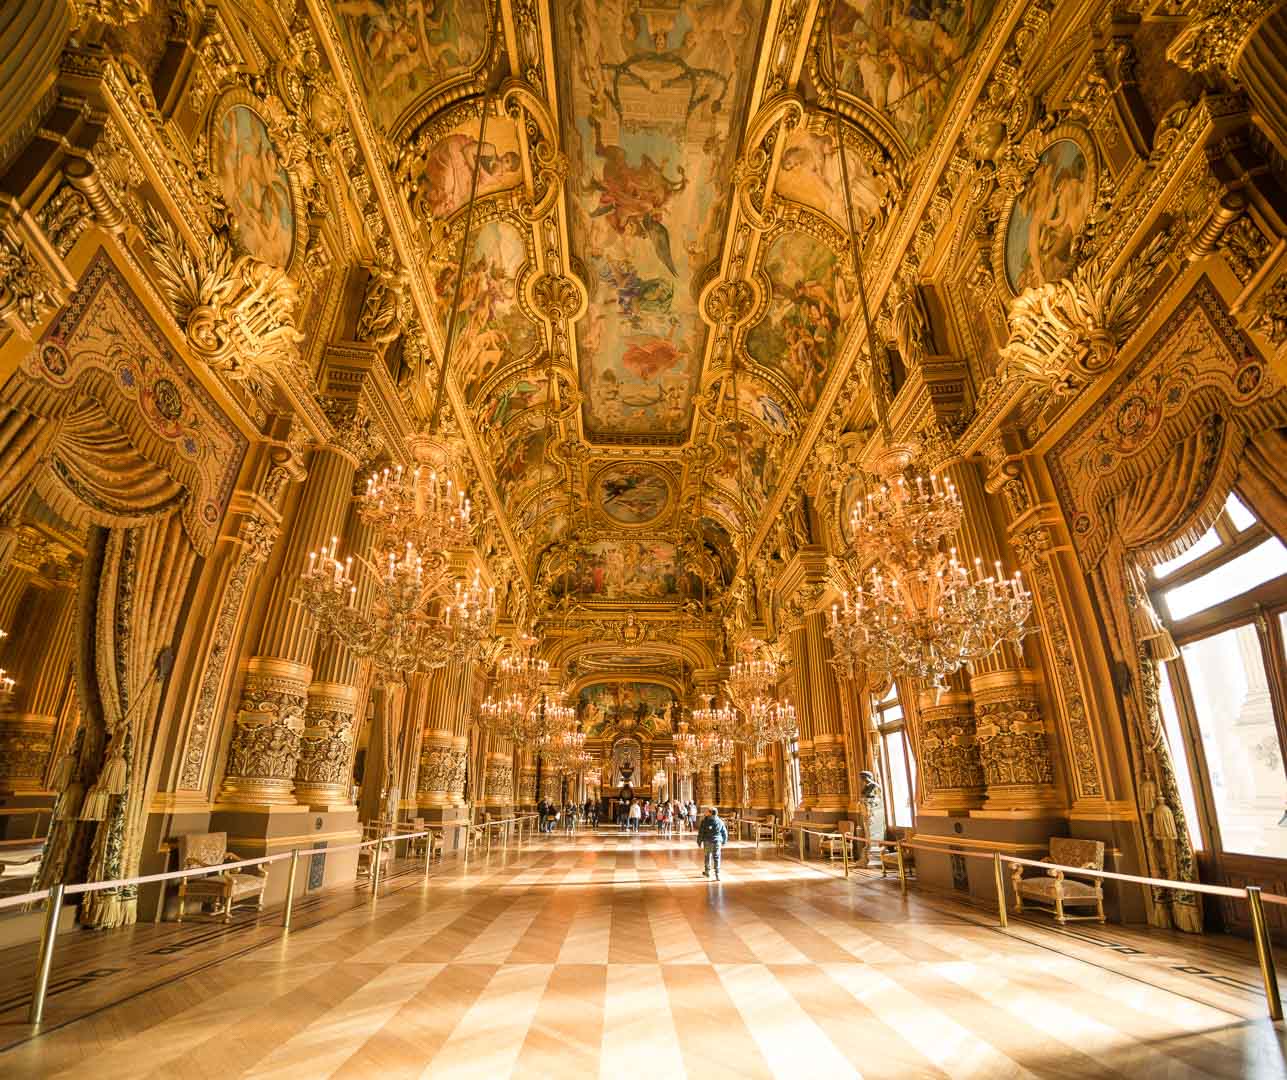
[697,805,729,880]
[628,799,642,833]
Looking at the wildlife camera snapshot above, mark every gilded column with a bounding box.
[802,612,850,815]
[295,500,377,809]
[415,662,471,815]
[915,684,986,813]
[0,581,76,794]
[747,753,775,811]
[221,443,358,806]
[972,668,1060,811]
[485,741,514,813]
[516,747,537,809]
[786,626,817,809]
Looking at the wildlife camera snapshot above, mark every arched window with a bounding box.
[1150,493,1287,870]
[874,684,916,828]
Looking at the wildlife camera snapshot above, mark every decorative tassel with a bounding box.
[80,784,110,822]
[56,781,84,820]
[49,752,77,792]
[1139,778,1159,811]
[99,752,128,795]
[1153,801,1179,841]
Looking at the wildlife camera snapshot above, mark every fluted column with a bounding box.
[947,461,1059,807]
[416,663,471,811]
[801,613,850,814]
[221,445,357,806]
[0,583,76,794]
[694,766,715,806]
[295,502,377,809]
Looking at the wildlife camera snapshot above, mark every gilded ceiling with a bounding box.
[314,0,1017,619]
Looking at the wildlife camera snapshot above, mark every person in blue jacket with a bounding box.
[697,806,728,880]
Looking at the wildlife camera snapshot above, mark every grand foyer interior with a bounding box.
[0,0,1286,1074]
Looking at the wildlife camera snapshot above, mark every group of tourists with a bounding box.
[620,798,700,835]
[536,798,600,833]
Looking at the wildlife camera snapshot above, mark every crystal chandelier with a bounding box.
[361,448,473,554]
[827,464,1033,692]
[722,638,798,751]
[817,4,1031,696]
[674,697,734,772]
[301,533,495,679]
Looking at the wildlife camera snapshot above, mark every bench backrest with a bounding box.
[178,831,228,870]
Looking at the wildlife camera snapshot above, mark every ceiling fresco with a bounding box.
[310,0,1009,683]
[746,231,853,411]
[594,461,672,526]
[332,0,491,133]
[579,681,679,737]
[826,0,998,156]
[434,217,542,404]
[558,0,768,442]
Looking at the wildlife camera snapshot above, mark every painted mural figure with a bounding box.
[217,106,294,268]
[587,118,685,275]
[421,132,522,220]
[1005,139,1093,291]
[335,0,488,129]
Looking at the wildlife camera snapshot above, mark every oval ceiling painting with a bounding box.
[215,105,295,268]
[1004,137,1093,294]
[595,462,671,526]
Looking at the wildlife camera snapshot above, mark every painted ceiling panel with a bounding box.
[828,0,998,156]
[331,0,491,133]
[558,0,768,441]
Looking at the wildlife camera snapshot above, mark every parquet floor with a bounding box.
[1,831,1285,1078]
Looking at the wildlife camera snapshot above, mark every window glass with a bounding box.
[1226,493,1257,532]
[1152,527,1220,580]
[1181,624,1287,857]
[1157,664,1204,851]
[1163,538,1287,620]
[883,730,914,828]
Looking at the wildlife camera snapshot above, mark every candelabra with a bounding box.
[827,459,1032,694]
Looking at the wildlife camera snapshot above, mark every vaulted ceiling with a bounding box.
[315,0,1006,642]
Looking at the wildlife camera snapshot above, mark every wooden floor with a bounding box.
[1,831,1286,1078]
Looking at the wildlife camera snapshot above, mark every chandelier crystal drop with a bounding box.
[827,462,1033,693]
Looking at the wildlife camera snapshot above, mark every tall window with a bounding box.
[1150,493,1287,862]
[874,684,916,828]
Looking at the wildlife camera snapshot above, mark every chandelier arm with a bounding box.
[428,78,496,434]
[824,9,891,443]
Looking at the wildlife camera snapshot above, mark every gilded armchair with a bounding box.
[175,832,268,922]
[1011,837,1106,924]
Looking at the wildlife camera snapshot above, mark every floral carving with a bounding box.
[974,696,1055,787]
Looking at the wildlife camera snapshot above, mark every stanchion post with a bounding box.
[896,842,908,895]
[28,882,64,1025]
[282,848,300,929]
[1247,886,1283,1021]
[993,851,1009,929]
[370,837,384,901]
[841,834,850,877]
[798,827,805,862]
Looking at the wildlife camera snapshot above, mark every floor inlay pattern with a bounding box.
[1,834,1285,1078]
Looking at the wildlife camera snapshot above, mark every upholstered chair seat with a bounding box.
[175,831,268,923]
[1011,837,1106,924]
